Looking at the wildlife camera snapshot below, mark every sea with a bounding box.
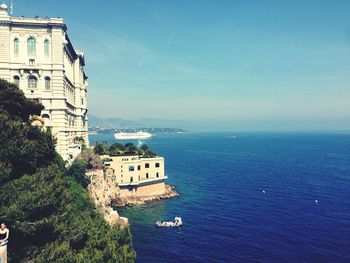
[89,132,350,263]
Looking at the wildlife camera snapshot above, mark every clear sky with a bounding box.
[12,0,350,131]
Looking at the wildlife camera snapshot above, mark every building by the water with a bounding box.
[102,155,168,199]
[0,3,88,160]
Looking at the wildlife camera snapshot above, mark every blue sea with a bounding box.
[89,132,350,263]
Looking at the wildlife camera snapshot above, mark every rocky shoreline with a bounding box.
[86,168,178,226]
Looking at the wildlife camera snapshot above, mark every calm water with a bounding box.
[89,132,350,263]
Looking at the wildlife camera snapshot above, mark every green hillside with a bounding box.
[0,79,135,262]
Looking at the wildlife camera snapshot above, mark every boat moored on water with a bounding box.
[114,131,152,140]
[156,217,182,228]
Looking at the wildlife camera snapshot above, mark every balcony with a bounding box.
[118,176,168,187]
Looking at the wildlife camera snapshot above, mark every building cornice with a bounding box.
[64,34,78,61]
[0,17,67,30]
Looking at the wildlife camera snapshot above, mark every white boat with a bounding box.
[156,217,182,228]
[114,131,152,140]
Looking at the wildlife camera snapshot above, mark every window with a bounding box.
[145,163,149,168]
[146,173,149,179]
[28,76,37,89]
[29,59,35,65]
[156,172,159,178]
[44,39,50,55]
[129,166,134,172]
[130,177,133,183]
[81,98,84,105]
[45,77,51,90]
[27,37,36,55]
[13,76,20,87]
[14,38,19,54]
[155,163,160,168]
[137,165,141,171]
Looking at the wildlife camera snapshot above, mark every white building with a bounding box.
[0,3,89,160]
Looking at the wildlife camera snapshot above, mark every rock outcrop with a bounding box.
[87,167,179,219]
[86,168,128,227]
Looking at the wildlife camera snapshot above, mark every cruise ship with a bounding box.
[114,131,152,140]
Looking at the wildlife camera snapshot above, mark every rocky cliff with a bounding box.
[86,168,128,227]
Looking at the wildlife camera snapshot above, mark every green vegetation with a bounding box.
[68,149,103,188]
[74,136,87,150]
[0,79,135,262]
[94,141,157,158]
[67,160,90,188]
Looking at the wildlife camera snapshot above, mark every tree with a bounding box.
[0,79,43,121]
[109,143,125,155]
[74,136,87,150]
[140,144,149,152]
[67,159,89,188]
[94,140,109,155]
[124,143,138,155]
[93,141,157,158]
[140,144,157,158]
[75,148,102,170]
[0,79,136,262]
[0,109,56,182]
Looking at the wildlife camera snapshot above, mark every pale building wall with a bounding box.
[0,4,88,160]
[140,157,165,181]
[119,182,166,199]
[102,155,167,199]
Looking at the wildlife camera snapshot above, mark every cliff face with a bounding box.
[86,168,128,227]
[87,166,178,212]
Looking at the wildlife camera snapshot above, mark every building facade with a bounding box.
[102,155,168,199]
[0,3,88,160]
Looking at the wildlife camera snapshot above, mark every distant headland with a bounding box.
[89,114,191,134]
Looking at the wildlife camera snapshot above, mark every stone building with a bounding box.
[0,3,88,160]
[102,155,168,200]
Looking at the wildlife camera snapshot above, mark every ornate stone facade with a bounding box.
[0,4,88,160]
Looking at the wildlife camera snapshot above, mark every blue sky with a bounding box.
[13,0,350,131]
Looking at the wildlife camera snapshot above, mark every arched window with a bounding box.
[45,76,51,90]
[28,76,37,89]
[27,37,36,55]
[14,38,19,54]
[44,39,50,55]
[13,76,20,87]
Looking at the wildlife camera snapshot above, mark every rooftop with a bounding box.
[0,3,66,29]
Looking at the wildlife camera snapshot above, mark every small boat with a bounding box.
[114,131,152,140]
[156,217,182,228]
